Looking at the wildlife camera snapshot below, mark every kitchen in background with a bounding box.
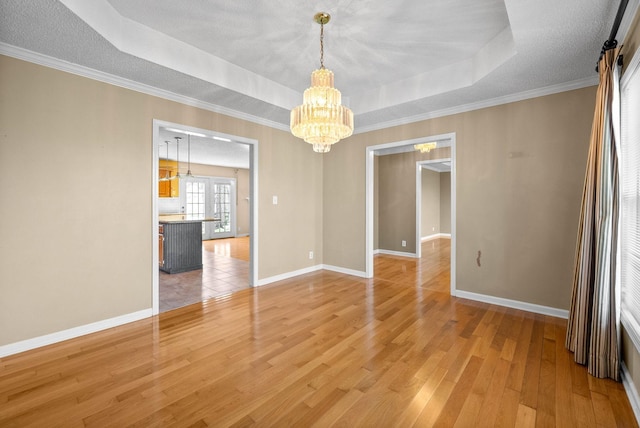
[157,127,251,312]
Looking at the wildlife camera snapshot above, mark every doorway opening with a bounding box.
[365,132,456,296]
[416,159,452,259]
[152,120,258,315]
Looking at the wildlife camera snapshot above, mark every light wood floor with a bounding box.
[1,239,637,426]
[160,237,250,312]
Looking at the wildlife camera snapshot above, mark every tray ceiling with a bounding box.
[0,0,624,143]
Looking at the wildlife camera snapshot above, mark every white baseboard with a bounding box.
[235,233,249,238]
[256,263,369,287]
[622,361,640,425]
[322,264,368,278]
[0,309,153,358]
[454,290,569,319]
[257,265,323,286]
[421,233,451,242]
[376,249,419,258]
[373,249,381,255]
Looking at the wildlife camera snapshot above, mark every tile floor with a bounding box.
[159,236,250,312]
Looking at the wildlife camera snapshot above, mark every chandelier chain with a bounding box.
[320,21,325,69]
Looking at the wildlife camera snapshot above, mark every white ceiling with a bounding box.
[422,162,452,173]
[158,127,250,170]
[0,0,630,167]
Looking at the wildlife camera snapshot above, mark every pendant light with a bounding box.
[158,141,173,181]
[174,136,182,179]
[290,12,354,153]
[186,134,194,178]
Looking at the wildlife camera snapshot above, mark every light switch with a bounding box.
[273,195,278,205]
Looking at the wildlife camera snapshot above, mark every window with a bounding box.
[620,54,640,350]
[186,181,205,220]
[213,183,232,233]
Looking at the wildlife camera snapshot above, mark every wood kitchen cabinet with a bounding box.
[158,160,179,198]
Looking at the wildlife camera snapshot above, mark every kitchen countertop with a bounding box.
[159,215,221,224]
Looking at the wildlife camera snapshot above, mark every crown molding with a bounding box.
[1,42,603,137]
[0,43,291,133]
[354,76,599,134]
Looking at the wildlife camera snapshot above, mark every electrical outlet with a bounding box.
[272,195,278,205]
[309,251,314,259]
[401,240,407,247]
[432,226,435,231]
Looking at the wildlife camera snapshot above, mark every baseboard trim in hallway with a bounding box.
[257,264,369,287]
[322,264,368,278]
[256,265,323,286]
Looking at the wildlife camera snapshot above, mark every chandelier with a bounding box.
[290,12,354,153]
[414,142,438,153]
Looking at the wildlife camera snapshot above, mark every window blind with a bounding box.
[620,55,640,350]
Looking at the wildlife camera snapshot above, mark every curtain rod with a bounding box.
[596,0,628,71]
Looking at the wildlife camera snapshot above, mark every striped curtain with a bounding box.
[565,47,621,380]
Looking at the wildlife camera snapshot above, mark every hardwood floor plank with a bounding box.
[607,382,640,427]
[475,356,512,427]
[394,365,448,427]
[309,388,364,427]
[412,378,456,427]
[432,355,483,426]
[505,314,534,392]
[0,238,637,427]
[591,390,619,427]
[535,337,557,427]
[572,391,598,427]
[495,387,522,428]
[519,315,545,408]
[515,404,537,427]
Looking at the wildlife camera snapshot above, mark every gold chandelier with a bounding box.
[290,12,354,153]
[414,142,438,153]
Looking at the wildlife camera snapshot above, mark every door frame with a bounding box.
[365,132,456,296]
[152,119,258,315]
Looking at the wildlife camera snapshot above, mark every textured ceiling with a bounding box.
[0,0,626,166]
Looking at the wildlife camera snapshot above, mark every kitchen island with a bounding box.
[158,215,219,274]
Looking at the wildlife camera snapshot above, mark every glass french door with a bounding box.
[181,177,235,240]
[185,180,206,220]
[185,179,207,237]
[208,181,235,239]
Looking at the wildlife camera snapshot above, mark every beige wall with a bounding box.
[324,87,595,310]
[376,148,451,253]
[421,169,452,236]
[440,172,451,234]
[378,153,418,253]
[0,55,323,346]
[421,169,441,237]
